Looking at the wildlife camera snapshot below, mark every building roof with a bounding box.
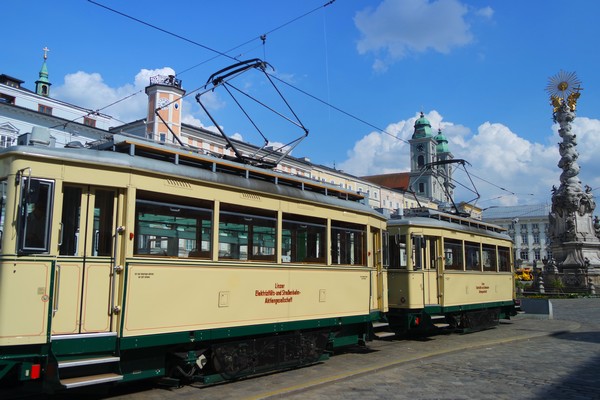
[361,172,411,191]
[482,204,551,220]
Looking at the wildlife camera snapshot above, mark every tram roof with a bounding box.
[0,133,386,221]
[388,207,511,241]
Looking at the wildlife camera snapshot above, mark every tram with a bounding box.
[0,131,388,393]
[383,207,517,334]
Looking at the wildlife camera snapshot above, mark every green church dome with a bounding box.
[412,112,434,139]
[434,128,449,153]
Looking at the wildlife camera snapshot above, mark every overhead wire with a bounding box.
[86,0,533,200]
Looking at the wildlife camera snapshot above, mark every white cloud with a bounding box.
[53,67,222,127]
[355,0,473,70]
[339,110,600,207]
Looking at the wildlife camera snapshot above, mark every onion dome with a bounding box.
[434,128,450,153]
[412,112,434,139]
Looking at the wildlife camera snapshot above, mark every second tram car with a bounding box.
[384,208,516,334]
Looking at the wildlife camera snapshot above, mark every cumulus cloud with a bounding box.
[355,0,473,71]
[338,110,600,207]
[53,67,218,127]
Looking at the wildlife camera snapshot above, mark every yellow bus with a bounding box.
[384,208,516,334]
[0,132,387,393]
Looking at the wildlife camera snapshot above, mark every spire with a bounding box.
[412,111,434,139]
[35,47,51,97]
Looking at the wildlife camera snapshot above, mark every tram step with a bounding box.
[372,321,390,329]
[60,373,123,389]
[374,331,396,338]
[433,322,450,328]
[58,356,120,368]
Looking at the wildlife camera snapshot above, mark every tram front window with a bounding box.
[19,178,53,254]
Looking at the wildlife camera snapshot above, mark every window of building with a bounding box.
[533,233,540,244]
[522,235,529,245]
[38,104,52,115]
[417,155,425,168]
[534,249,541,260]
[418,182,425,193]
[0,93,16,104]
[83,117,96,127]
[520,251,529,261]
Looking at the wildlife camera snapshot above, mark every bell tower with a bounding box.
[408,112,437,199]
[145,75,185,142]
[35,47,51,97]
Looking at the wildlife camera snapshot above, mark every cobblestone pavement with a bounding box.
[49,298,600,400]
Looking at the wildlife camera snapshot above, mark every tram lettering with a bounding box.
[275,283,285,289]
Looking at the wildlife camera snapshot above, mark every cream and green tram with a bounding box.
[384,208,517,334]
[0,133,387,394]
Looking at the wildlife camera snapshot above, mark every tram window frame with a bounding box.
[219,205,276,262]
[18,177,54,254]
[388,233,408,269]
[482,244,497,272]
[443,238,463,271]
[331,222,366,266]
[281,214,326,264]
[465,241,481,271]
[498,246,511,272]
[134,199,213,258]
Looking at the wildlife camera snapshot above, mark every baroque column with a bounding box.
[546,71,600,287]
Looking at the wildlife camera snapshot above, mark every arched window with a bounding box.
[417,155,425,168]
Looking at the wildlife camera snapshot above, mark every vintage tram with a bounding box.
[384,207,517,334]
[0,132,388,394]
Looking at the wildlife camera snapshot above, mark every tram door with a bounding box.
[413,234,440,306]
[51,185,119,335]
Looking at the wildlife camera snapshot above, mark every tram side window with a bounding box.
[465,241,481,271]
[331,222,366,266]
[0,180,5,251]
[282,214,326,263]
[135,199,212,258]
[388,233,407,269]
[443,238,463,270]
[19,178,53,254]
[219,206,276,261]
[498,246,511,272]
[482,244,497,272]
[59,186,82,256]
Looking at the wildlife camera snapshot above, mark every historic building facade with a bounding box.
[482,204,553,268]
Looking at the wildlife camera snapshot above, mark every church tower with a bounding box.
[145,75,185,142]
[408,112,453,204]
[434,127,454,203]
[35,47,51,97]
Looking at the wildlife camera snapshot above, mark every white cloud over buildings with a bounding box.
[354,0,475,71]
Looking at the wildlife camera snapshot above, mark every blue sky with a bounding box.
[4,0,600,208]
